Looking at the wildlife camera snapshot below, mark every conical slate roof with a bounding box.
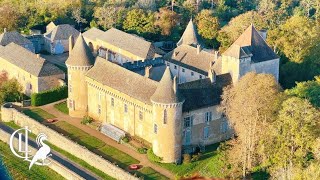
[66,34,95,67]
[151,67,184,104]
[223,24,278,62]
[177,19,200,47]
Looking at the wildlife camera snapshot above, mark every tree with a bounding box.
[0,71,8,87]
[155,7,179,36]
[217,11,267,52]
[285,76,320,108]
[0,1,21,32]
[72,7,87,29]
[123,8,158,35]
[263,97,320,179]
[93,3,126,30]
[195,9,219,40]
[0,79,22,104]
[268,15,320,63]
[221,72,281,177]
[134,0,157,11]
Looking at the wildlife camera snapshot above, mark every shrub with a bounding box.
[138,147,147,154]
[147,149,162,163]
[31,86,67,106]
[81,115,93,125]
[191,152,202,162]
[122,136,129,143]
[182,154,191,164]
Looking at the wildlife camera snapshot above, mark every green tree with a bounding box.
[93,3,126,30]
[264,97,320,179]
[155,7,180,36]
[268,15,320,63]
[123,8,158,35]
[217,11,267,52]
[0,1,21,32]
[0,79,22,104]
[221,72,281,177]
[195,9,219,40]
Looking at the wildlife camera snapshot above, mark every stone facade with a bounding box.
[1,104,138,180]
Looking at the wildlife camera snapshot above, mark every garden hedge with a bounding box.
[31,86,68,106]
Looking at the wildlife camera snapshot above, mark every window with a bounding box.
[205,112,212,122]
[182,68,185,72]
[199,75,202,79]
[111,98,114,107]
[174,65,177,70]
[204,127,210,139]
[69,84,72,93]
[68,99,74,110]
[163,109,167,124]
[124,104,128,113]
[191,72,194,76]
[139,111,143,120]
[221,121,229,133]
[184,116,193,128]
[68,74,72,81]
[29,84,32,90]
[98,104,101,114]
[154,124,158,134]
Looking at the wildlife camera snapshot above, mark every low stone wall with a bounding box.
[0,130,84,180]
[1,103,138,180]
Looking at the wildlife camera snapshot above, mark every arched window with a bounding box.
[164,109,167,124]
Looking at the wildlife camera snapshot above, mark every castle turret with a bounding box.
[66,34,95,118]
[150,67,185,163]
[176,19,200,47]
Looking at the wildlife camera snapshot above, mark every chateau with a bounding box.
[66,21,279,163]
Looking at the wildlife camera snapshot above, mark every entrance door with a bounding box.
[185,130,191,145]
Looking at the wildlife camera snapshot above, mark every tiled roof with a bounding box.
[177,19,200,47]
[151,67,185,104]
[82,27,105,41]
[133,64,167,82]
[66,34,95,67]
[163,45,220,75]
[45,24,79,41]
[0,31,33,46]
[99,28,158,59]
[179,73,232,112]
[85,57,158,105]
[0,43,64,77]
[223,24,278,62]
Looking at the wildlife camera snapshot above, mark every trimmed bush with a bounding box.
[147,149,162,163]
[122,136,129,143]
[81,115,93,125]
[31,86,67,106]
[182,154,191,164]
[138,147,147,154]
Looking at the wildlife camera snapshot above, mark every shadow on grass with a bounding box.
[23,109,45,122]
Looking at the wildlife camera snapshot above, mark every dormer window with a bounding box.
[182,68,185,73]
[191,72,194,76]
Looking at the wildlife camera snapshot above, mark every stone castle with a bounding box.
[66,21,279,163]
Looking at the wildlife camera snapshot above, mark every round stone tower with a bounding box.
[150,67,185,163]
[66,34,95,118]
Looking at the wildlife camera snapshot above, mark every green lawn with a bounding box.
[49,121,139,169]
[136,167,168,180]
[0,140,65,180]
[152,143,227,179]
[3,121,115,180]
[23,108,56,122]
[54,101,69,114]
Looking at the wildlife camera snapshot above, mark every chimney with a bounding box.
[174,51,178,58]
[209,69,216,83]
[173,76,178,93]
[197,44,201,54]
[3,28,6,33]
[259,30,267,41]
[69,35,74,52]
[145,66,152,78]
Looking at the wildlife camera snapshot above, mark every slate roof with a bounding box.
[82,27,105,41]
[66,34,95,67]
[0,31,33,46]
[133,64,167,82]
[223,24,279,62]
[45,24,80,41]
[177,19,201,47]
[179,73,232,112]
[151,67,185,104]
[164,45,220,75]
[86,57,158,105]
[99,28,158,59]
[0,43,64,77]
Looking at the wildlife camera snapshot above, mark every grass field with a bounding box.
[0,140,65,180]
[23,108,56,122]
[3,121,115,180]
[54,101,69,114]
[136,167,168,180]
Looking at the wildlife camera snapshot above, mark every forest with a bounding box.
[0,0,320,179]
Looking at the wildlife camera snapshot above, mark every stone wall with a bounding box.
[1,104,138,180]
[0,130,84,180]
